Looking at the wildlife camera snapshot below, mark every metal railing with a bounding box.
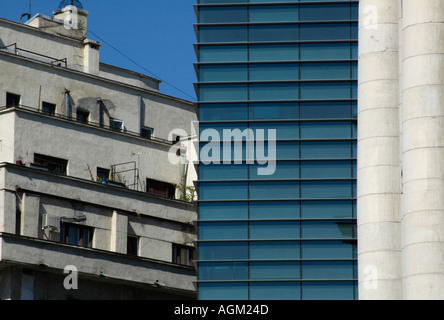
[0,43,68,68]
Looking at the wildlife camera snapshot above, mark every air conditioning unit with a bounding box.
[42,214,61,230]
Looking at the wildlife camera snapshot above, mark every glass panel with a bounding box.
[300,101,351,119]
[301,282,355,300]
[300,121,352,139]
[301,240,356,259]
[199,202,248,220]
[301,220,355,239]
[199,45,248,62]
[249,201,300,219]
[300,62,351,80]
[199,84,248,102]
[301,161,352,179]
[301,141,351,159]
[198,262,248,281]
[249,241,300,259]
[250,25,299,42]
[198,283,248,300]
[250,5,299,23]
[302,261,354,280]
[199,182,248,200]
[199,163,248,180]
[300,82,351,100]
[250,282,301,300]
[250,122,299,140]
[250,181,300,199]
[199,65,248,82]
[301,181,353,199]
[275,141,300,159]
[249,161,300,180]
[199,242,248,260]
[300,4,351,21]
[249,44,299,61]
[300,23,351,41]
[199,104,248,121]
[250,262,300,280]
[250,221,300,239]
[301,201,353,219]
[249,102,299,120]
[300,43,351,60]
[199,26,247,43]
[199,222,248,240]
[199,7,248,23]
[200,123,250,141]
[250,64,299,81]
[250,83,299,101]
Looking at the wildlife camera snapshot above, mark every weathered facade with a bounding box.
[0,2,197,300]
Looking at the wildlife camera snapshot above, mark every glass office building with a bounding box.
[194,0,358,300]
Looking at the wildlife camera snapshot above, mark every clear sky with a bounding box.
[1,0,198,102]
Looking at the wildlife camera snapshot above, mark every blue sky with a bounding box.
[1,0,198,101]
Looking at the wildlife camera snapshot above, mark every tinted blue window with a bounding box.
[199,182,248,200]
[301,282,355,300]
[199,221,248,240]
[199,65,248,82]
[199,262,248,281]
[301,220,355,239]
[300,4,351,21]
[300,23,351,41]
[301,201,353,219]
[199,26,247,43]
[250,5,299,22]
[199,45,248,62]
[199,7,248,23]
[250,221,300,240]
[199,242,248,260]
[250,262,301,280]
[250,25,299,42]
[249,44,299,61]
[199,202,248,220]
[249,201,300,219]
[250,181,300,199]
[199,104,248,121]
[199,283,248,300]
[250,102,299,120]
[300,101,352,119]
[302,261,354,280]
[249,241,300,259]
[301,241,356,259]
[250,282,301,300]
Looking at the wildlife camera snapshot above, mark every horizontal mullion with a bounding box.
[197,79,355,85]
[197,218,357,222]
[196,198,356,203]
[196,39,358,46]
[195,279,356,284]
[197,178,356,183]
[196,238,356,242]
[196,258,357,263]
[196,99,357,105]
[198,138,356,143]
[196,60,357,65]
[195,1,359,7]
[195,158,357,163]
[195,20,358,27]
[198,118,357,123]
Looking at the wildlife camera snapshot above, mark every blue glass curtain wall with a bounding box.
[196,0,358,300]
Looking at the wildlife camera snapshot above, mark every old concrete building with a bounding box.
[358,0,444,299]
[0,1,197,300]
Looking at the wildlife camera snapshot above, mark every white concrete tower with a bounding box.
[401,0,444,299]
[357,0,402,299]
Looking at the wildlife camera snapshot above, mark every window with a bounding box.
[146,178,176,198]
[6,92,20,107]
[172,244,194,266]
[60,222,93,248]
[96,167,110,183]
[42,102,56,116]
[141,127,153,139]
[127,235,139,256]
[110,118,124,132]
[76,109,89,123]
[32,153,68,175]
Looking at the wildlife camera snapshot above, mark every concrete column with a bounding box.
[110,210,127,254]
[20,193,40,238]
[401,0,444,300]
[357,0,401,299]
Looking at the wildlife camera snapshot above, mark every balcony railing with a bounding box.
[0,43,68,68]
[0,103,174,145]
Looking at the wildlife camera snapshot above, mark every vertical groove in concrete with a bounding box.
[357,0,401,299]
[401,0,444,300]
